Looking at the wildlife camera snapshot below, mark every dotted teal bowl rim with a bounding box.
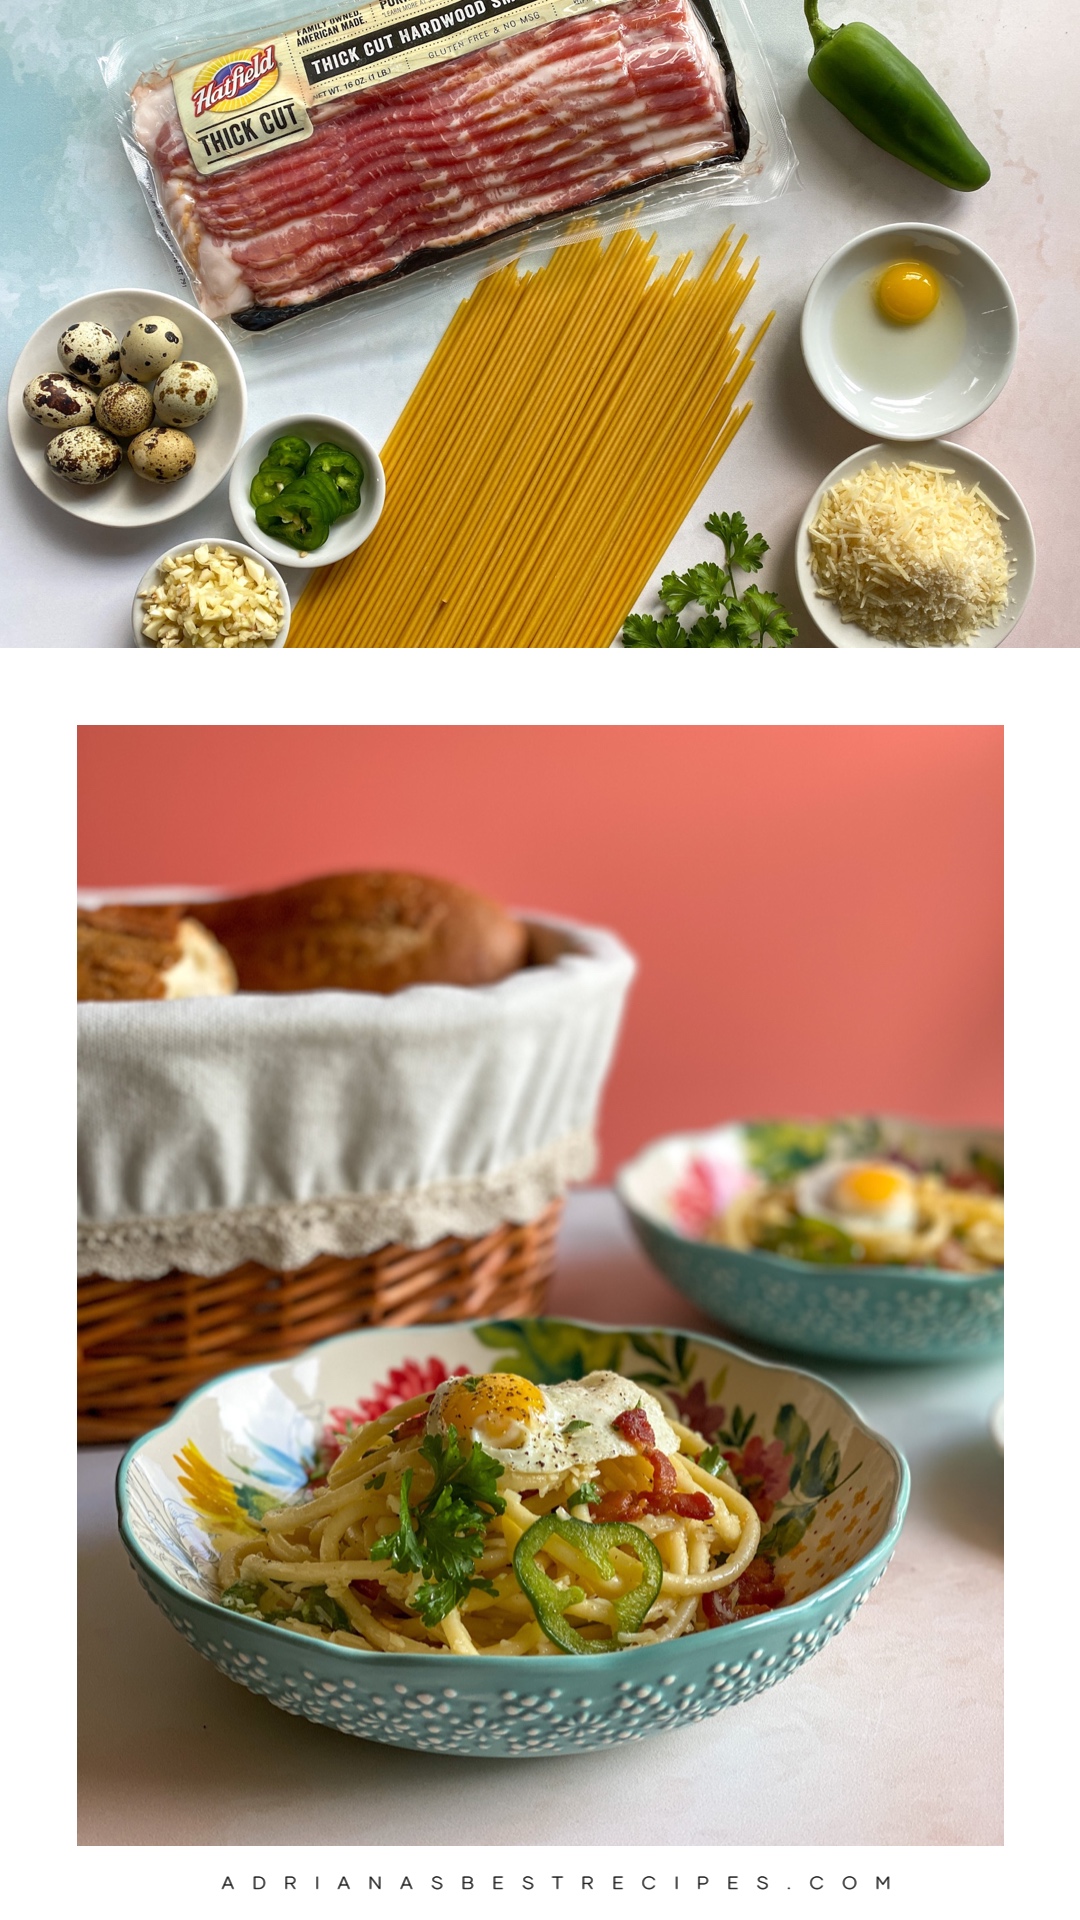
[116,1316,910,1684]
[616,1121,1004,1290]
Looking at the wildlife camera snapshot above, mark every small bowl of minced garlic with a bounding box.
[132,539,290,647]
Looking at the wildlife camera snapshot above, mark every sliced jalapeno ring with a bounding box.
[513,1513,663,1655]
[306,442,364,516]
[264,434,310,474]
[255,477,331,552]
[249,464,299,511]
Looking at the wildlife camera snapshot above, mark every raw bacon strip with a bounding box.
[133,0,742,321]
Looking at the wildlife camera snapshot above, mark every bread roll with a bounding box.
[78,904,238,1002]
[195,871,527,994]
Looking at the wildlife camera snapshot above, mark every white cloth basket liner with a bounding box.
[78,911,636,1279]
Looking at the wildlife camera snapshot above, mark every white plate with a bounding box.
[229,413,385,569]
[801,225,1018,441]
[8,288,246,527]
[796,440,1036,648]
[989,1398,1004,1453]
[132,539,290,647]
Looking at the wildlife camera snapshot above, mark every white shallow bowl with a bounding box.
[8,288,246,527]
[801,225,1017,441]
[132,538,290,648]
[229,413,385,569]
[796,439,1036,649]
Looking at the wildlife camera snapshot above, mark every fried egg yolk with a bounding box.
[831,1164,912,1217]
[435,1372,546,1451]
[876,261,940,325]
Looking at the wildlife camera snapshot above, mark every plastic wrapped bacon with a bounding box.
[126,0,750,328]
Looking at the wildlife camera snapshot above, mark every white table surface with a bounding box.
[78,1187,1003,1846]
[3,0,1074,645]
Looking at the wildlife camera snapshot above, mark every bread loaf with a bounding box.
[194,871,527,994]
[78,905,238,1002]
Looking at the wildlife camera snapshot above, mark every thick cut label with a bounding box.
[172,0,611,176]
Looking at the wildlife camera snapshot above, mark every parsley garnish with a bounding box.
[622,512,797,647]
[698,1444,724,1476]
[370,1429,506,1625]
[566,1480,600,1508]
[365,1473,386,1490]
[562,1420,591,1434]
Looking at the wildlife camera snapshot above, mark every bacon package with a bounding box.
[105,0,795,334]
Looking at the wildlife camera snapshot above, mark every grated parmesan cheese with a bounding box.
[808,462,1012,647]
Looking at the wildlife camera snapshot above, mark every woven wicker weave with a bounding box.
[78,1200,561,1443]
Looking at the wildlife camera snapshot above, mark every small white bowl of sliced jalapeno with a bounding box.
[229,414,386,569]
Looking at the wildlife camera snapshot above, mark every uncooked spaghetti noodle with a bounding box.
[186,1369,780,1654]
[288,226,771,648]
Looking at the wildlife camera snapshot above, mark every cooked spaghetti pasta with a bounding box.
[288,225,771,648]
[191,1369,783,1654]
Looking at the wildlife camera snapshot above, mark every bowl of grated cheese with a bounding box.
[796,441,1035,648]
[132,539,290,647]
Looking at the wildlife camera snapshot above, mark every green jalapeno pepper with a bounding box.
[513,1513,663,1654]
[306,443,364,516]
[264,434,311,474]
[249,464,299,512]
[255,476,333,552]
[804,1,990,192]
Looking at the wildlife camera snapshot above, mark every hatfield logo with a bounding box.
[191,45,279,116]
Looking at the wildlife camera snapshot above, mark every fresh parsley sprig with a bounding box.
[370,1428,506,1626]
[622,512,797,648]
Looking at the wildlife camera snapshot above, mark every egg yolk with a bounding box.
[437,1372,545,1447]
[832,1164,909,1214]
[875,262,940,325]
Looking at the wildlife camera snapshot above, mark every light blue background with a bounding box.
[0,2,1064,643]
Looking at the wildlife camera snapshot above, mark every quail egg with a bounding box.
[128,426,197,484]
[57,321,122,391]
[95,380,155,440]
[153,360,218,428]
[121,316,184,383]
[45,425,123,486]
[793,1159,918,1239]
[23,372,96,431]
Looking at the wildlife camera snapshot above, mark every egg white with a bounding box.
[426,1369,679,1479]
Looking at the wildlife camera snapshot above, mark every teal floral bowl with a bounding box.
[617,1117,1004,1364]
[117,1317,908,1757]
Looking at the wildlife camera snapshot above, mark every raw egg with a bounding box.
[832,263,966,402]
[876,261,940,325]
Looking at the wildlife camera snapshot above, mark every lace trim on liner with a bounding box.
[78,1130,595,1280]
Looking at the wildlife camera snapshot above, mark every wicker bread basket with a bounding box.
[78,907,633,1441]
[78,1202,561,1443]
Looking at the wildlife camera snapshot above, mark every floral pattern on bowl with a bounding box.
[617,1117,1004,1364]
[119,1319,908,1756]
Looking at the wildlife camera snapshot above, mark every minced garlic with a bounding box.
[139,545,284,647]
[808,462,1012,647]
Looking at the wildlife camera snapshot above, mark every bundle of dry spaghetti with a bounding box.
[288,225,771,649]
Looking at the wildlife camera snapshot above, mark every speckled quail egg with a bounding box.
[120,315,184,383]
[793,1159,918,1239]
[95,380,155,440]
[57,321,122,391]
[23,372,96,431]
[153,360,218,429]
[45,425,123,486]
[128,426,197,484]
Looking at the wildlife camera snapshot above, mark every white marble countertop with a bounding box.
[2,0,1074,645]
[78,1187,1003,1846]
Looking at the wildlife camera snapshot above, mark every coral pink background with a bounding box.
[78,726,1003,1179]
